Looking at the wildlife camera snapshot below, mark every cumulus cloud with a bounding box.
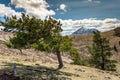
[59,18,120,35]
[11,0,55,19]
[59,4,67,12]
[0,4,21,17]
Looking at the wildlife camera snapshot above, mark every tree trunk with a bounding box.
[56,50,63,69]
[101,55,105,70]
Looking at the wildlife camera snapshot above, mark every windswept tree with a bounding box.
[88,31,116,71]
[0,13,78,68]
[32,34,75,68]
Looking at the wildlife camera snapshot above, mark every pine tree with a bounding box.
[0,13,78,69]
[88,31,116,71]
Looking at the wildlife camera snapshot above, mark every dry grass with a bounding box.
[0,53,120,80]
[0,44,119,80]
[0,31,120,80]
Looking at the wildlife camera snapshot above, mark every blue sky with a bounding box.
[48,0,120,20]
[0,0,120,35]
[0,0,120,20]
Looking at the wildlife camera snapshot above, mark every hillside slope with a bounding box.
[0,51,120,80]
[73,29,120,59]
[0,31,120,80]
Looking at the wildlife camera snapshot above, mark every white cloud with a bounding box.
[0,0,55,19]
[60,4,67,12]
[88,0,93,2]
[0,4,21,17]
[94,1,101,4]
[85,0,101,4]
[11,0,55,19]
[59,18,120,35]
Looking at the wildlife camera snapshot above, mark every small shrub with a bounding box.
[4,41,13,48]
[70,48,90,66]
[72,58,90,66]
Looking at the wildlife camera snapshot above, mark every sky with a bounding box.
[0,0,120,35]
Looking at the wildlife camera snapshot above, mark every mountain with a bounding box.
[72,27,97,35]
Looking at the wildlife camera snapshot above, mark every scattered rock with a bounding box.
[105,76,111,80]
[75,68,85,72]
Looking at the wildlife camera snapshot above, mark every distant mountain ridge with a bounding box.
[72,27,97,35]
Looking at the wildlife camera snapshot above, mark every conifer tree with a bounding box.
[0,14,78,69]
[88,31,116,71]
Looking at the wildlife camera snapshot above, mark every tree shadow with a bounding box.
[0,62,79,80]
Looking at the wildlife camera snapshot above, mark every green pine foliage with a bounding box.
[88,31,117,71]
[0,13,79,68]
